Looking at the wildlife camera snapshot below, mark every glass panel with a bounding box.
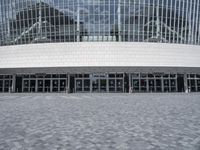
[116,74,123,78]
[30,80,36,92]
[0,0,199,46]
[170,79,176,92]
[156,79,162,92]
[52,80,59,92]
[100,79,107,92]
[76,79,82,92]
[164,79,170,92]
[149,79,155,92]
[0,80,3,92]
[84,74,90,78]
[38,80,44,92]
[140,79,147,92]
[45,74,51,78]
[116,79,123,92]
[60,80,66,92]
[148,74,154,78]
[109,74,115,78]
[133,79,139,92]
[84,79,90,92]
[109,79,115,92]
[23,80,29,92]
[60,74,67,78]
[30,75,36,78]
[190,80,196,92]
[4,81,9,92]
[45,80,51,92]
[92,79,99,92]
[52,74,59,78]
[198,80,200,92]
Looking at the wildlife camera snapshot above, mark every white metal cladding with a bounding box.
[0,0,200,46]
[0,42,200,69]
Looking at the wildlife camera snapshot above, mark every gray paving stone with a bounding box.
[0,93,199,150]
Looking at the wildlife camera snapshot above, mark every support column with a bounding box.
[50,79,52,93]
[58,78,60,93]
[169,78,171,92]
[154,78,156,92]
[2,79,4,93]
[77,1,80,42]
[35,79,38,92]
[115,78,117,93]
[184,73,188,93]
[118,0,121,42]
[129,73,131,93]
[122,73,125,93]
[67,74,70,93]
[147,77,149,92]
[176,75,178,92]
[12,75,16,93]
[82,78,84,92]
[43,80,45,93]
[106,74,109,93]
[161,76,164,92]
[90,75,92,93]
[139,74,141,92]
[22,79,24,93]
[195,74,198,92]
[74,79,76,93]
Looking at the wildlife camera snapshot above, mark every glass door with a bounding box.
[45,80,50,92]
[30,80,36,92]
[38,80,44,92]
[109,79,115,92]
[60,80,66,92]
[116,79,123,92]
[92,79,99,92]
[100,79,107,92]
[23,80,29,92]
[0,80,3,92]
[75,79,82,92]
[84,79,90,92]
[52,80,58,92]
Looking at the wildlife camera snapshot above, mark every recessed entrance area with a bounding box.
[75,73,124,93]
[0,73,200,93]
[22,74,68,93]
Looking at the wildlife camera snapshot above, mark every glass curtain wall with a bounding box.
[0,0,200,46]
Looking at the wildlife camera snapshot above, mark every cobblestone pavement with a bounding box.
[0,93,200,150]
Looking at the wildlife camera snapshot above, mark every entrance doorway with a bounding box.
[16,76,22,92]
[177,74,184,92]
[74,73,124,93]
[45,80,50,92]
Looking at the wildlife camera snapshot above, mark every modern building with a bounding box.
[0,0,200,93]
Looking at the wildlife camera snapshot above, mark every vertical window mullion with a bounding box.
[138,0,140,42]
[142,0,145,42]
[147,0,150,42]
[133,0,135,41]
[198,2,200,44]
[152,0,155,40]
[180,0,185,44]
[128,0,130,41]
[169,0,173,43]
[185,0,189,44]
[177,0,181,44]
[194,0,199,44]
[173,0,177,43]
[165,0,168,42]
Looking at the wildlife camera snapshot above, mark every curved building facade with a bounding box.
[0,0,200,93]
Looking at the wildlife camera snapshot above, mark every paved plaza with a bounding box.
[0,93,200,150]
